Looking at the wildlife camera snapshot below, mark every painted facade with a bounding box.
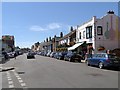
[76,11,120,54]
[2,35,15,52]
[58,30,76,51]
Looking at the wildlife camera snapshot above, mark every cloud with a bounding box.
[30,25,48,31]
[47,23,61,30]
[30,23,62,32]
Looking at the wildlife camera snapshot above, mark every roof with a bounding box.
[59,30,76,41]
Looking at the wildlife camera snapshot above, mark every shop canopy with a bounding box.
[68,42,83,51]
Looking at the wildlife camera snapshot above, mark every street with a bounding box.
[1,53,119,88]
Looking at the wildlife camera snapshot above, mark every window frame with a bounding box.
[83,31,85,39]
[97,26,103,35]
[86,26,92,39]
[79,32,81,39]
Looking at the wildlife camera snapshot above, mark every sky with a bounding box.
[2,2,118,48]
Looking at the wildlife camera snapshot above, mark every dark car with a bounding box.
[46,52,51,57]
[64,51,83,62]
[27,52,35,59]
[57,52,67,60]
[2,51,9,60]
[53,52,59,59]
[7,52,15,58]
[0,53,5,64]
[86,53,120,69]
[50,52,56,58]
[1,51,9,63]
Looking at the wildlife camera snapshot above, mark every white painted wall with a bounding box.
[76,12,120,54]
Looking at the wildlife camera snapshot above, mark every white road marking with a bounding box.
[12,70,27,88]
[21,83,26,87]
[9,84,14,88]
[17,77,22,80]
[7,77,11,79]
[8,78,12,81]
[15,75,20,78]
[8,81,13,84]
[6,70,28,89]
[19,80,23,83]
[6,71,15,88]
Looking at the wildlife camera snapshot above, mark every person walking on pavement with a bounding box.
[14,52,17,59]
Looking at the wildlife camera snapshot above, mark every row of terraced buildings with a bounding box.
[32,11,120,55]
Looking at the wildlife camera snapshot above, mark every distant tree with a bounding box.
[35,42,40,48]
[49,37,51,41]
[60,32,63,38]
[54,35,56,38]
[31,45,34,49]
[36,42,40,46]
[46,38,48,42]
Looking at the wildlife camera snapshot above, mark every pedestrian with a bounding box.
[14,52,17,59]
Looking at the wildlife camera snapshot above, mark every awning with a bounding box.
[68,42,83,51]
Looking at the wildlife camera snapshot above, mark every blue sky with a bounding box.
[2,2,118,48]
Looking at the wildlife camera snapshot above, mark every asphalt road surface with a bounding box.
[1,53,119,89]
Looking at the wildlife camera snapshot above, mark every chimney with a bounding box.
[107,10,114,14]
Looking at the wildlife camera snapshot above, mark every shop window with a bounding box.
[97,26,103,35]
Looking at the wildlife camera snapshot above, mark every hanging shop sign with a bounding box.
[97,46,105,51]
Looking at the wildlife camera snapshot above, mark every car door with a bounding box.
[90,54,96,65]
[94,54,101,65]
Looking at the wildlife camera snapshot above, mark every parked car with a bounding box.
[37,52,41,55]
[27,52,35,59]
[86,53,120,69]
[43,52,48,56]
[7,52,15,58]
[0,53,5,64]
[46,52,51,57]
[64,51,82,62]
[57,52,67,60]
[50,52,56,58]
[40,52,45,56]
[2,51,9,60]
[18,51,23,55]
[1,52,9,64]
[53,52,59,59]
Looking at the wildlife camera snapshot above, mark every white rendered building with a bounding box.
[76,11,120,54]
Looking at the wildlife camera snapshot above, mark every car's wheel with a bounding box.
[99,62,104,69]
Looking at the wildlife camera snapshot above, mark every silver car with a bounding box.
[0,53,5,64]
